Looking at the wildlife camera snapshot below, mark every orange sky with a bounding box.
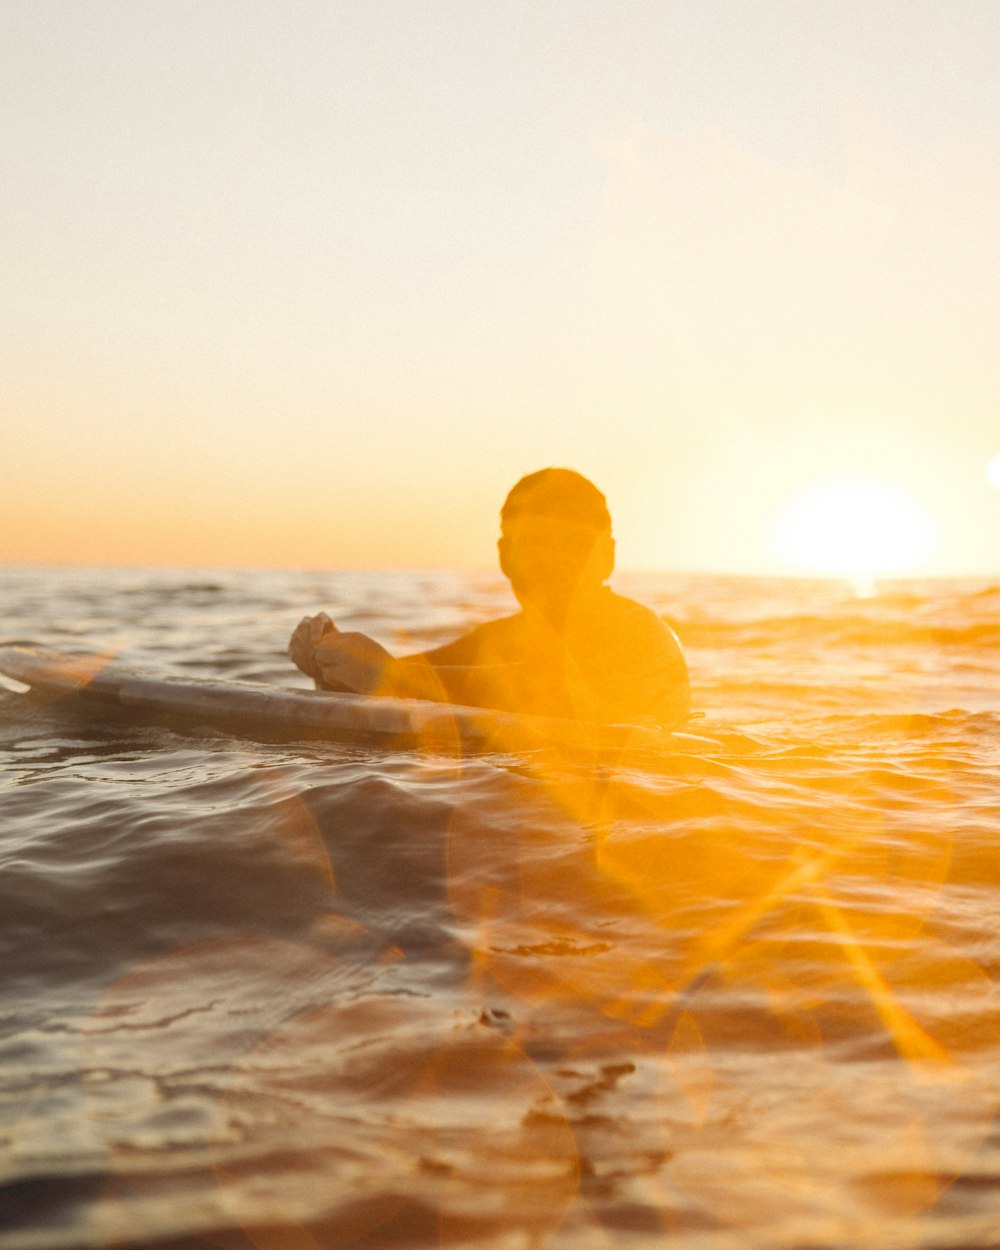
[4,1,1000,576]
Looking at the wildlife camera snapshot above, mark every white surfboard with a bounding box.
[0,644,709,753]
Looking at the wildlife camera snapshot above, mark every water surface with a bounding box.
[2,567,999,1249]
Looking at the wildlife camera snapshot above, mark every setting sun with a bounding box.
[769,474,941,584]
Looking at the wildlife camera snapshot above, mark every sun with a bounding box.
[769,474,940,587]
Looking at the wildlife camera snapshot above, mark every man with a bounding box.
[289,468,691,728]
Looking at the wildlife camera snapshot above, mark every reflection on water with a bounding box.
[1,567,999,1249]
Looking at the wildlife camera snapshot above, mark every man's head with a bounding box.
[498,469,615,620]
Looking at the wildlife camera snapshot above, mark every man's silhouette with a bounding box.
[289,468,690,727]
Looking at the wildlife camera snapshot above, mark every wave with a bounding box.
[677,613,1000,649]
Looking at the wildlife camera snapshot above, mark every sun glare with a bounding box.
[987,454,1000,490]
[769,474,940,587]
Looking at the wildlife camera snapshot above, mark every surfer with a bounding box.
[289,468,691,728]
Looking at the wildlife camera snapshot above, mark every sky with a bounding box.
[3,0,1000,576]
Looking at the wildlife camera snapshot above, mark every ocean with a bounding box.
[1,565,999,1250]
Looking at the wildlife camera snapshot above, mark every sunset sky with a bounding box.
[4,0,1000,576]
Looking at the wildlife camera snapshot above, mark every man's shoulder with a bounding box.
[600,589,678,636]
[591,590,687,671]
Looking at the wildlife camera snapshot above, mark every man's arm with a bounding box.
[312,630,533,709]
[290,614,536,709]
[289,612,481,699]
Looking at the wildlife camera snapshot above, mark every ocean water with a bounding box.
[1,566,999,1250]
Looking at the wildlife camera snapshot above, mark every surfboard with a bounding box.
[0,644,707,753]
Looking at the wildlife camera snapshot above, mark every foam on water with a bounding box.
[1,567,999,1249]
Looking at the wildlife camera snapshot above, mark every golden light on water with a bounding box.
[769,473,941,583]
[61,657,1000,1242]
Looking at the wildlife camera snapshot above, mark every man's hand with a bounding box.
[288,612,338,681]
[313,631,396,695]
